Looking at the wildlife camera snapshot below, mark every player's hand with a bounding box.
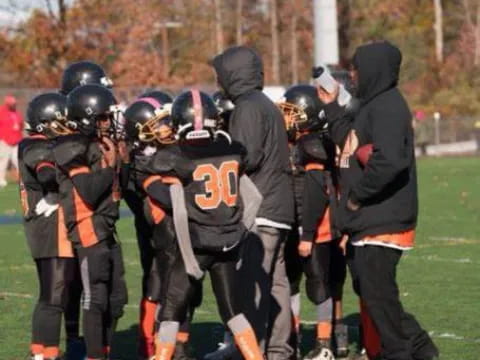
[298,240,313,257]
[117,140,130,164]
[339,235,348,256]
[347,197,360,211]
[100,136,117,168]
[317,83,340,105]
[35,197,59,217]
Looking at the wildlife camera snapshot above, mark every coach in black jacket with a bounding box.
[321,41,438,360]
[213,46,294,360]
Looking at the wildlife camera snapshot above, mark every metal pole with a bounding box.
[313,0,339,66]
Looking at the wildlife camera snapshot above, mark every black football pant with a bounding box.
[158,243,240,325]
[32,257,78,348]
[347,245,438,360]
[77,238,128,359]
[286,232,347,305]
[64,254,82,341]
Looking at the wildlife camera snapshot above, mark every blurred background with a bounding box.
[0,0,479,156]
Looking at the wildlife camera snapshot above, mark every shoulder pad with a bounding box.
[297,133,328,164]
[148,147,179,174]
[53,134,89,169]
[22,139,53,169]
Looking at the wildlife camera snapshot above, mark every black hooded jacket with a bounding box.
[325,41,418,241]
[213,46,294,226]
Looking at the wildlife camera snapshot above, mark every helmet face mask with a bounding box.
[124,97,175,148]
[279,84,326,140]
[278,101,309,136]
[136,108,175,145]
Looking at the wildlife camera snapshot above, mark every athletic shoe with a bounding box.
[203,342,238,360]
[303,339,335,360]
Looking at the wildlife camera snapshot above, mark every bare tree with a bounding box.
[236,0,243,45]
[270,0,280,84]
[290,6,298,83]
[433,0,443,63]
[462,0,480,66]
[214,0,224,53]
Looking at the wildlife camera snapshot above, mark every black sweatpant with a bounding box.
[347,244,438,360]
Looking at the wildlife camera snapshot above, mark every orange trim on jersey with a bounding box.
[20,181,29,216]
[143,175,163,190]
[306,163,325,171]
[315,206,332,243]
[161,176,181,185]
[363,229,415,249]
[35,161,55,172]
[73,187,98,247]
[69,166,90,177]
[147,197,166,224]
[57,206,74,257]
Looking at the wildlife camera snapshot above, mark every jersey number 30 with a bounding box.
[193,160,239,210]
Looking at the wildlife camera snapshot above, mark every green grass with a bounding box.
[0,157,479,359]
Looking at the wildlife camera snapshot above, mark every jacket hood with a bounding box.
[212,46,264,101]
[352,41,402,102]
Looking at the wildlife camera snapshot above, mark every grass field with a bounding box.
[0,157,479,360]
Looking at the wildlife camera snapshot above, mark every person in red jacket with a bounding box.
[0,95,23,187]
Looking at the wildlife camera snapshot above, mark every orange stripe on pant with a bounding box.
[57,206,74,257]
[73,188,98,247]
[139,298,157,358]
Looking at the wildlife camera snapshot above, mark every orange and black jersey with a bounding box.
[53,134,120,248]
[18,135,73,259]
[297,132,339,243]
[140,137,247,252]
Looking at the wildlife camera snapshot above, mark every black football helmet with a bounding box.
[212,90,234,129]
[139,90,173,105]
[171,90,219,140]
[124,97,174,147]
[279,84,326,139]
[26,92,67,137]
[66,84,118,138]
[60,61,113,95]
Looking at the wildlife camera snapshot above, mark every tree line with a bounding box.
[0,0,479,116]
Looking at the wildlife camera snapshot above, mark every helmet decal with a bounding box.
[191,89,203,131]
[135,97,162,109]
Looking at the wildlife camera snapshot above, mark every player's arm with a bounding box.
[323,101,353,148]
[69,166,115,207]
[349,104,412,207]
[142,174,173,210]
[23,142,57,192]
[229,105,265,174]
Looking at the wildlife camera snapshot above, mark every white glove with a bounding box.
[35,193,59,217]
